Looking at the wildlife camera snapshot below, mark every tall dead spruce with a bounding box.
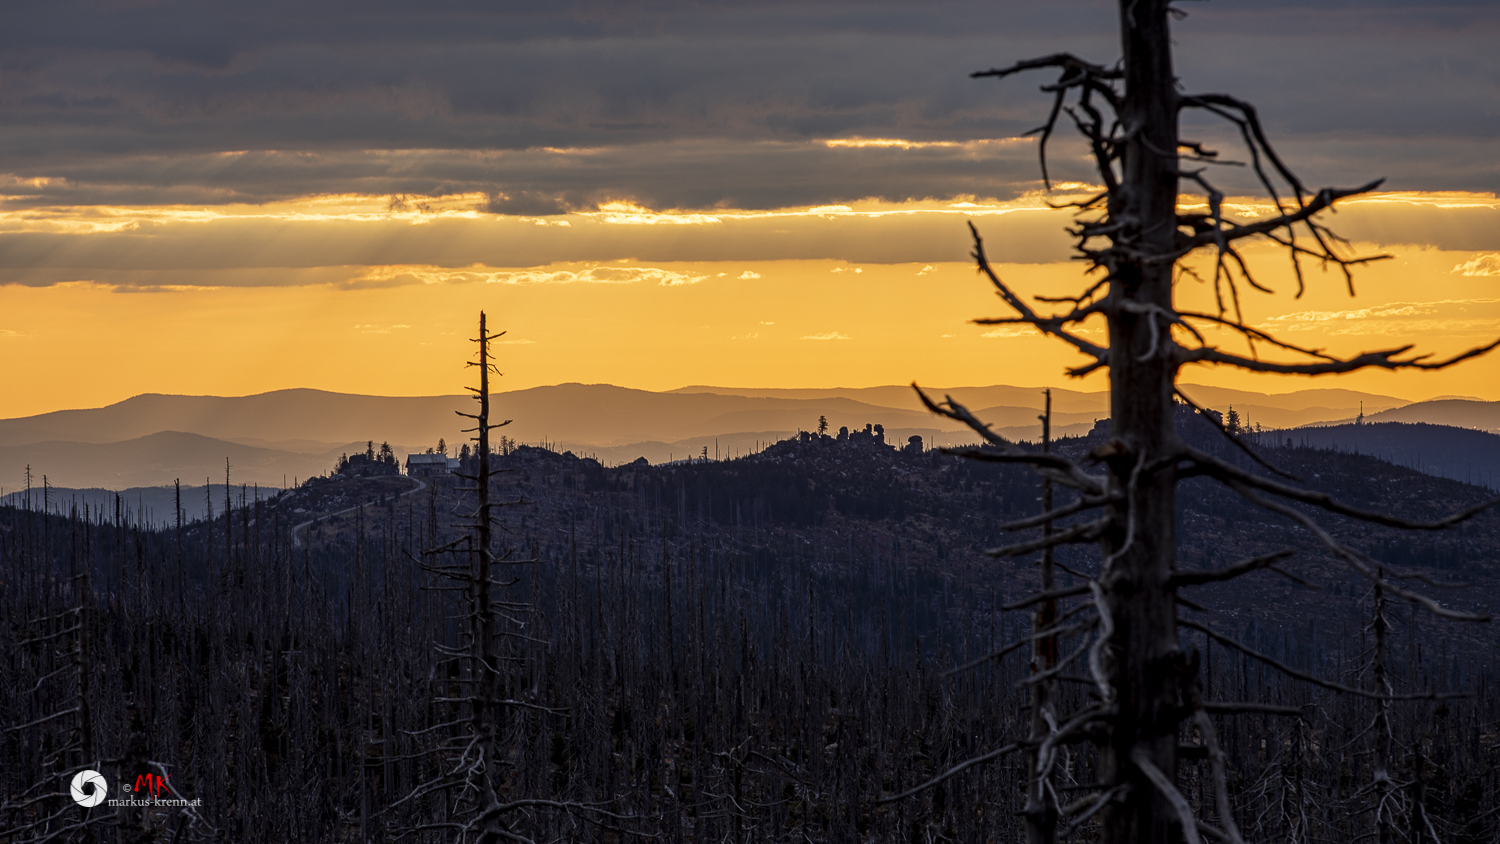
[901,2,1500,843]
[397,312,633,844]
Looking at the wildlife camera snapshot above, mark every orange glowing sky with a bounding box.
[3,188,1499,417]
[4,2,1499,417]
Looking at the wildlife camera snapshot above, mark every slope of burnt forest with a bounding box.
[93,407,1497,677]
[381,413,1500,670]
[215,405,1500,652]
[5,415,1499,843]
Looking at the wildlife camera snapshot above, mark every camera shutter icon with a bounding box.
[70,770,108,807]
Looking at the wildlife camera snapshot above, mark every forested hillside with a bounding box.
[4,417,1498,842]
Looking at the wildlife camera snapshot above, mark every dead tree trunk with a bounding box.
[1098,9,1188,842]
[464,311,507,843]
[1025,390,1059,844]
[903,0,1500,840]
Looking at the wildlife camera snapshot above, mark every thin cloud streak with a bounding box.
[1264,298,1500,337]
[1454,254,1500,277]
[1,193,1498,289]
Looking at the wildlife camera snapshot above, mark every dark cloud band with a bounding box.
[0,0,1495,211]
[0,140,1051,211]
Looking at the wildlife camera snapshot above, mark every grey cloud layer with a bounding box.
[1,1,1496,209]
[1,202,1495,287]
[0,210,1076,283]
[0,141,1054,211]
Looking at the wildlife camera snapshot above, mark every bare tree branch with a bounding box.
[1177,336,1500,376]
[1003,493,1120,530]
[1222,479,1492,622]
[1183,445,1500,531]
[875,743,1023,804]
[916,385,1108,495]
[1201,701,1314,719]
[1173,387,1301,480]
[1171,550,1296,587]
[1182,619,1470,698]
[987,517,1110,558]
[972,54,1122,189]
[967,222,1112,368]
[1132,748,1207,844]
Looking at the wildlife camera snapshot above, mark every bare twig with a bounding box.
[876,743,1023,804]
[1222,480,1492,622]
[1171,550,1296,587]
[1177,336,1500,377]
[1182,620,1467,699]
[1174,387,1301,480]
[1132,748,1206,844]
[1185,446,1500,531]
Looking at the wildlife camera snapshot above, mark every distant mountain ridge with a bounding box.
[676,383,1417,430]
[0,483,264,527]
[1367,399,1500,432]
[4,382,1492,490]
[0,386,953,449]
[0,431,364,492]
[0,382,1423,446]
[1272,421,1500,491]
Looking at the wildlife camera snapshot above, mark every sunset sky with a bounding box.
[3,0,1499,418]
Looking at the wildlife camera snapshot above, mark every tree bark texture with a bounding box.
[1100,3,1187,843]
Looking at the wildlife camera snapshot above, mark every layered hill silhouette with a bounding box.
[1368,399,1500,431]
[0,482,260,526]
[0,431,355,492]
[675,383,1416,430]
[2,382,1489,490]
[1275,421,1500,491]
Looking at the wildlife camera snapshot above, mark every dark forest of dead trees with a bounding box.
[11,2,1500,841]
[4,427,1500,843]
